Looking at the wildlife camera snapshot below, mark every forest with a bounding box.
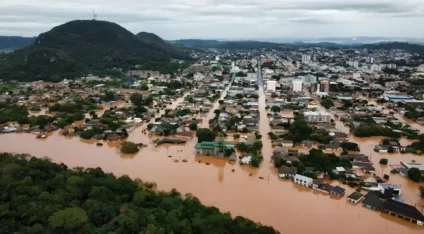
[0,153,279,234]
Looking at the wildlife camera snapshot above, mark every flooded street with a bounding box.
[1,79,424,233]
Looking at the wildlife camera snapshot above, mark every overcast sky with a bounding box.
[1,0,424,39]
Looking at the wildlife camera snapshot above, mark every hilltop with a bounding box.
[0,20,189,81]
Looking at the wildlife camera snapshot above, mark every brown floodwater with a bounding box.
[1,86,424,234]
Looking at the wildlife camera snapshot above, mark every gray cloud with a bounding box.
[0,0,423,39]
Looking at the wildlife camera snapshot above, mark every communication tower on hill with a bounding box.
[92,9,98,20]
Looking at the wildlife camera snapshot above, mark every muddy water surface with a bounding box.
[1,85,424,233]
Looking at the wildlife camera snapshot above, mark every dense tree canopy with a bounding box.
[408,168,422,182]
[196,128,216,142]
[0,153,278,234]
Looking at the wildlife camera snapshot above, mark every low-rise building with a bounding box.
[294,174,313,187]
[278,166,296,179]
[347,192,364,203]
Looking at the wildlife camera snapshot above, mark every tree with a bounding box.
[189,122,198,131]
[379,158,388,165]
[270,106,281,113]
[340,142,359,151]
[420,186,424,199]
[49,207,88,231]
[233,134,240,139]
[120,141,139,154]
[408,168,422,182]
[196,128,216,142]
[224,148,235,157]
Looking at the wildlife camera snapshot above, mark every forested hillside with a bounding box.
[0,20,189,82]
[0,153,279,234]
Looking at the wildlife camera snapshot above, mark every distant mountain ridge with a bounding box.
[0,20,188,81]
[0,36,36,50]
[172,39,424,54]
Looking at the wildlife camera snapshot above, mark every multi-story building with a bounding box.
[319,79,330,93]
[304,111,331,123]
[266,80,277,93]
[292,80,303,92]
[301,55,311,64]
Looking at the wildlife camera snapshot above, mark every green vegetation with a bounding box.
[408,168,422,182]
[189,122,198,131]
[0,20,191,81]
[236,141,264,167]
[233,134,240,139]
[30,106,41,111]
[0,153,278,233]
[270,106,281,113]
[420,186,424,199]
[196,128,216,142]
[0,104,29,124]
[120,141,139,154]
[340,142,360,151]
[353,123,402,138]
[379,158,388,165]
[283,116,312,143]
[299,149,351,176]
[320,97,334,109]
[383,174,390,180]
[0,82,19,92]
[268,132,278,140]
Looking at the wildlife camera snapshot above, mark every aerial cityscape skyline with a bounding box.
[1,0,424,39]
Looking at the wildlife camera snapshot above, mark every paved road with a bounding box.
[256,58,263,87]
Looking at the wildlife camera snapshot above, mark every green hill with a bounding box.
[0,20,189,81]
[136,32,188,59]
[359,42,424,55]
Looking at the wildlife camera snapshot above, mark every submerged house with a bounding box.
[381,199,424,226]
[362,192,384,210]
[194,139,234,158]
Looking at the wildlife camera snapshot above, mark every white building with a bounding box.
[346,61,359,68]
[304,111,331,123]
[215,55,220,61]
[292,79,303,92]
[266,80,277,93]
[294,174,313,187]
[366,57,374,64]
[301,55,311,64]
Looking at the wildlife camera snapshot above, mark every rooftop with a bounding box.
[382,199,424,222]
[348,192,364,201]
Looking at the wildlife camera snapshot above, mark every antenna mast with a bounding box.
[92,9,98,20]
